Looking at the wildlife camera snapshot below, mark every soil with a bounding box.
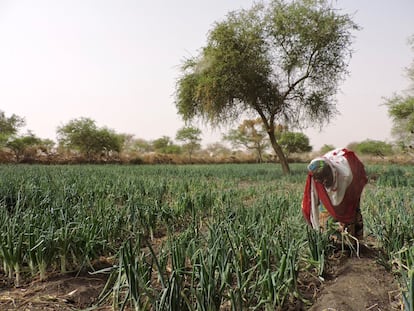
[306,241,402,311]
[0,240,404,311]
[0,271,108,311]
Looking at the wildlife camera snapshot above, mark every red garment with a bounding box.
[302,149,367,225]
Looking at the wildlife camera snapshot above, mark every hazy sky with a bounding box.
[1,0,413,151]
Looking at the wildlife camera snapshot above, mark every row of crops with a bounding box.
[0,163,413,310]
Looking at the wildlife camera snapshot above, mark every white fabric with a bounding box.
[310,179,319,229]
[309,148,353,229]
[323,148,353,205]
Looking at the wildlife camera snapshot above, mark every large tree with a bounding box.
[175,0,359,174]
[385,35,414,150]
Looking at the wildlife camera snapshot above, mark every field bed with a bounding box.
[0,163,412,310]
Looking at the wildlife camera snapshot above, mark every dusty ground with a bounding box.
[307,239,402,311]
[0,241,404,311]
[0,272,108,311]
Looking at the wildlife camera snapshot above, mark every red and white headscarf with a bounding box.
[302,148,367,229]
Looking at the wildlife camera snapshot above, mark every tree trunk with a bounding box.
[268,130,290,175]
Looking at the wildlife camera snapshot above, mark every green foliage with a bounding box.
[56,117,124,159]
[277,131,312,157]
[152,135,182,154]
[175,126,202,160]
[176,0,359,174]
[175,126,202,144]
[204,142,232,158]
[319,144,336,155]
[386,95,414,146]
[223,119,269,162]
[132,138,153,153]
[403,269,414,311]
[352,139,394,157]
[0,110,25,146]
[363,165,414,308]
[385,35,414,148]
[5,132,42,161]
[0,163,413,309]
[306,227,332,277]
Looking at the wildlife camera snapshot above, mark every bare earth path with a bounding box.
[308,242,402,311]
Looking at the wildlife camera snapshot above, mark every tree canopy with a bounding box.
[348,140,394,157]
[223,119,269,162]
[6,132,41,162]
[152,136,181,154]
[277,131,312,158]
[175,126,202,161]
[385,35,414,149]
[57,118,124,160]
[0,110,25,146]
[175,0,359,174]
[319,144,336,155]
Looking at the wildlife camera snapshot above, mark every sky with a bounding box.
[0,0,413,151]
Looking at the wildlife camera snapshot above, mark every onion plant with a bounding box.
[0,163,412,310]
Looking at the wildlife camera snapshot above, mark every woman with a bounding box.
[302,148,367,240]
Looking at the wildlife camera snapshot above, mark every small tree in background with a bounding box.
[223,119,269,162]
[349,140,394,157]
[385,35,414,151]
[176,126,202,162]
[0,110,25,146]
[57,117,124,161]
[152,136,182,154]
[204,142,232,158]
[319,144,336,155]
[6,132,42,162]
[132,138,154,153]
[277,131,312,159]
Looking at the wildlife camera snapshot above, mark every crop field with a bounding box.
[0,163,413,310]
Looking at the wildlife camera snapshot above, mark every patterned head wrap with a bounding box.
[307,158,327,176]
